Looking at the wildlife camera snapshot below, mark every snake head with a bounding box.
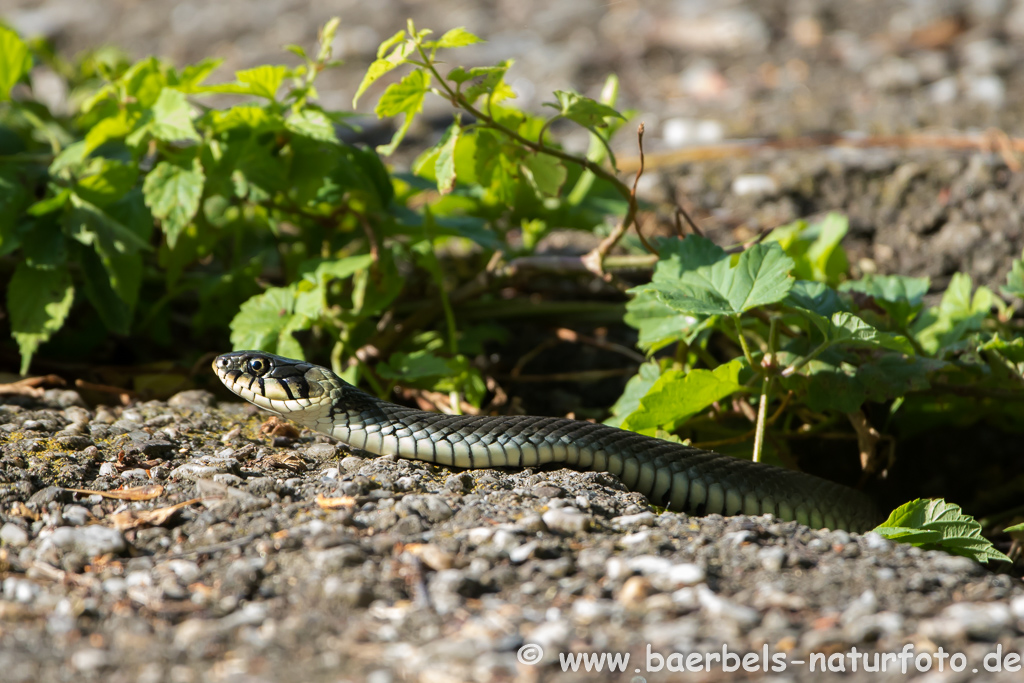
[213,351,327,414]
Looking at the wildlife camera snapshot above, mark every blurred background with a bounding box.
[6,0,1024,150]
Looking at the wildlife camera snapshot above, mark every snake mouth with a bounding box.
[213,351,320,414]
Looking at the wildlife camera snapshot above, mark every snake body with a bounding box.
[214,351,880,531]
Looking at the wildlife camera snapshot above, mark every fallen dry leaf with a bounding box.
[260,416,301,439]
[315,493,357,510]
[261,451,307,472]
[109,498,201,530]
[66,485,165,501]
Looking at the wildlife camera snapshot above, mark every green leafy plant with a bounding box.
[874,498,1010,564]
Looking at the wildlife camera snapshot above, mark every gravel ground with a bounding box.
[5,0,1024,681]
[1,389,1023,683]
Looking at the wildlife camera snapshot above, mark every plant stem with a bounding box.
[732,315,758,370]
[751,316,778,463]
[751,375,771,463]
[781,339,831,377]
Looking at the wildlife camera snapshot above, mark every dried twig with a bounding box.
[0,375,65,397]
[582,123,650,278]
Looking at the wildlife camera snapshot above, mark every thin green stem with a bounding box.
[732,315,758,371]
[781,340,831,377]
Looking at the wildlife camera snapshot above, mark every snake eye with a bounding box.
[248,357,270,376]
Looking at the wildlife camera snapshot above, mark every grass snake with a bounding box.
[214,351,880,531]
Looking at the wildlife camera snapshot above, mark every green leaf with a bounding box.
[8,264,74,375]
[623,289,707,354]
[519,153,567,198]
[434,27,483,49]
[83,110,141,154]
[0,26,31,101]
[377,349,453,380]
[375,68,429,155]
[75,159,139,207]
[874,498,1011,564]
[285,108,338,143]
[840,273,930,327]
[805,212,849,284]
[143,158,205,248]
[823,311,916,354]
[172,57,223,92]
[1001,249,1024,299]
[149,88,200,142]
[547,90,624,128]
[78,244,132,334]
[317,17,341,63]
[208,105,284,134]
[785,280,845,317]
[605,361,663,428]
[65,194,151,254]
[643,237,795,316]
[911,273,995,354]
[978,334,1024,378]
[236,65,288,100]
[353,34,417,107]
[620,361,743,435]
[449,61,512,103]
[229,285,311,357]
[779,355,865,413]
[434,120,460,194]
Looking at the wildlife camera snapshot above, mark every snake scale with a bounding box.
[214,351,880,531]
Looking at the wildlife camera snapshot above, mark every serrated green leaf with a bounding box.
[208,105,284,134]
[0,26,31,101]
[826,311,916,353]
[375,68,430,155]
[548,90,624,128]
[143,158,205,248]
[236,65,288,100]
[785,280,846,317]
[621,360,743,435]
[8,264,74,375]
[229,285,309,357]
[285,108,338,143]
[434,120,460,194]
[840,273,930,327]
[1001,249,1024,299]
[434,27,483,48]
[172,58,223,92]
[623,289,708,354]
[451,61,512,103]
[978,334,1024,378]
[874,498,1010,564]
[911,273,994,354]
[376,30,409,59]
[149,88,199,141]
[643,237,795,316]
